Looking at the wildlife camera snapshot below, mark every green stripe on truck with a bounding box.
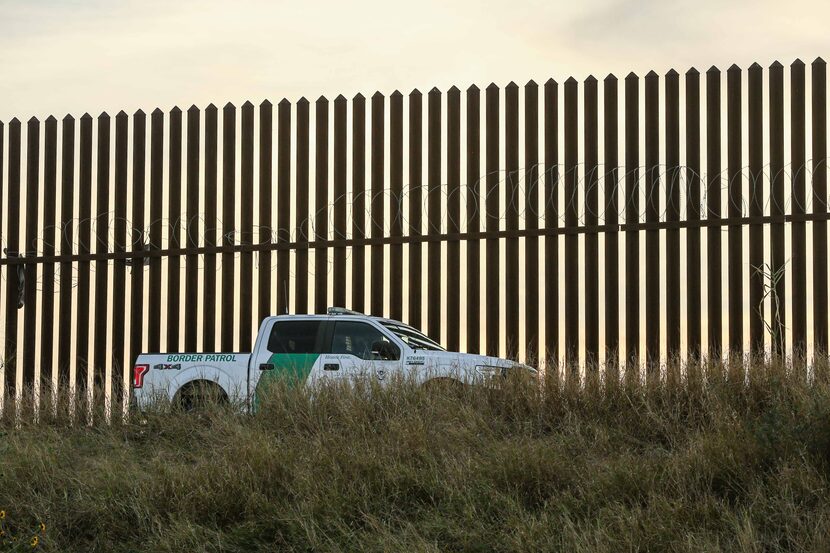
[252,353,320,410]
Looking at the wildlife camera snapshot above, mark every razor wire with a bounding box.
[1,159,828,292]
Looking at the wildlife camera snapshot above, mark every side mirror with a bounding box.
[371,340,398,361]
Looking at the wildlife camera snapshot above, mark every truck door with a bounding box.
[251,318,326,406]
[317,320,402,386]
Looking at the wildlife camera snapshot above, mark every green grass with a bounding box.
[2,364,830,552]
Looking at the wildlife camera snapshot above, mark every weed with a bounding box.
[1,362,829,551]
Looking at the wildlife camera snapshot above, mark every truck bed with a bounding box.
[132,352,251,409]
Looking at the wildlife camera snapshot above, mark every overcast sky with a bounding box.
[1,0,828,121]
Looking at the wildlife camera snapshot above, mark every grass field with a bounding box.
[2,364,830,552]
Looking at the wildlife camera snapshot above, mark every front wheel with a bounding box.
[422,377,466,396]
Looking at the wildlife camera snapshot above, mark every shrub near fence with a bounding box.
[0,58,828,416]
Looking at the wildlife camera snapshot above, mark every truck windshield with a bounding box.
[380,322,445,351]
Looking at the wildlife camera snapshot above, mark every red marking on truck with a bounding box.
[133,364,150,388]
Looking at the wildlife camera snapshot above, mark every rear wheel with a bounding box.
[173,380,228,412]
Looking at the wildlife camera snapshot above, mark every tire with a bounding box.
[422,377,465,396]
[173,380,229,412]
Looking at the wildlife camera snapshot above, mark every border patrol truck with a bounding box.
[131,308,535,411]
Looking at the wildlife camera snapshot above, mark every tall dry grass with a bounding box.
[2,361,830,552]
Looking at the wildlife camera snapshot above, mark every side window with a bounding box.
[331,321,400,361]
[268,320,323,354]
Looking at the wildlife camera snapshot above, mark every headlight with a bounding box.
[476,365,505,377]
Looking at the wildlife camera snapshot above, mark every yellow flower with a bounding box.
[0,510,5,519]
[30,535,39,547]
[39,522,46,533]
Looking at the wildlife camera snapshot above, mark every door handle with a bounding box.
[259,363,274,371]
[324,363,339,371]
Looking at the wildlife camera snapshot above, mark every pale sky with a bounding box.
[1,0,828,121]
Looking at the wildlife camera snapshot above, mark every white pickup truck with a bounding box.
[131,307,536,411]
